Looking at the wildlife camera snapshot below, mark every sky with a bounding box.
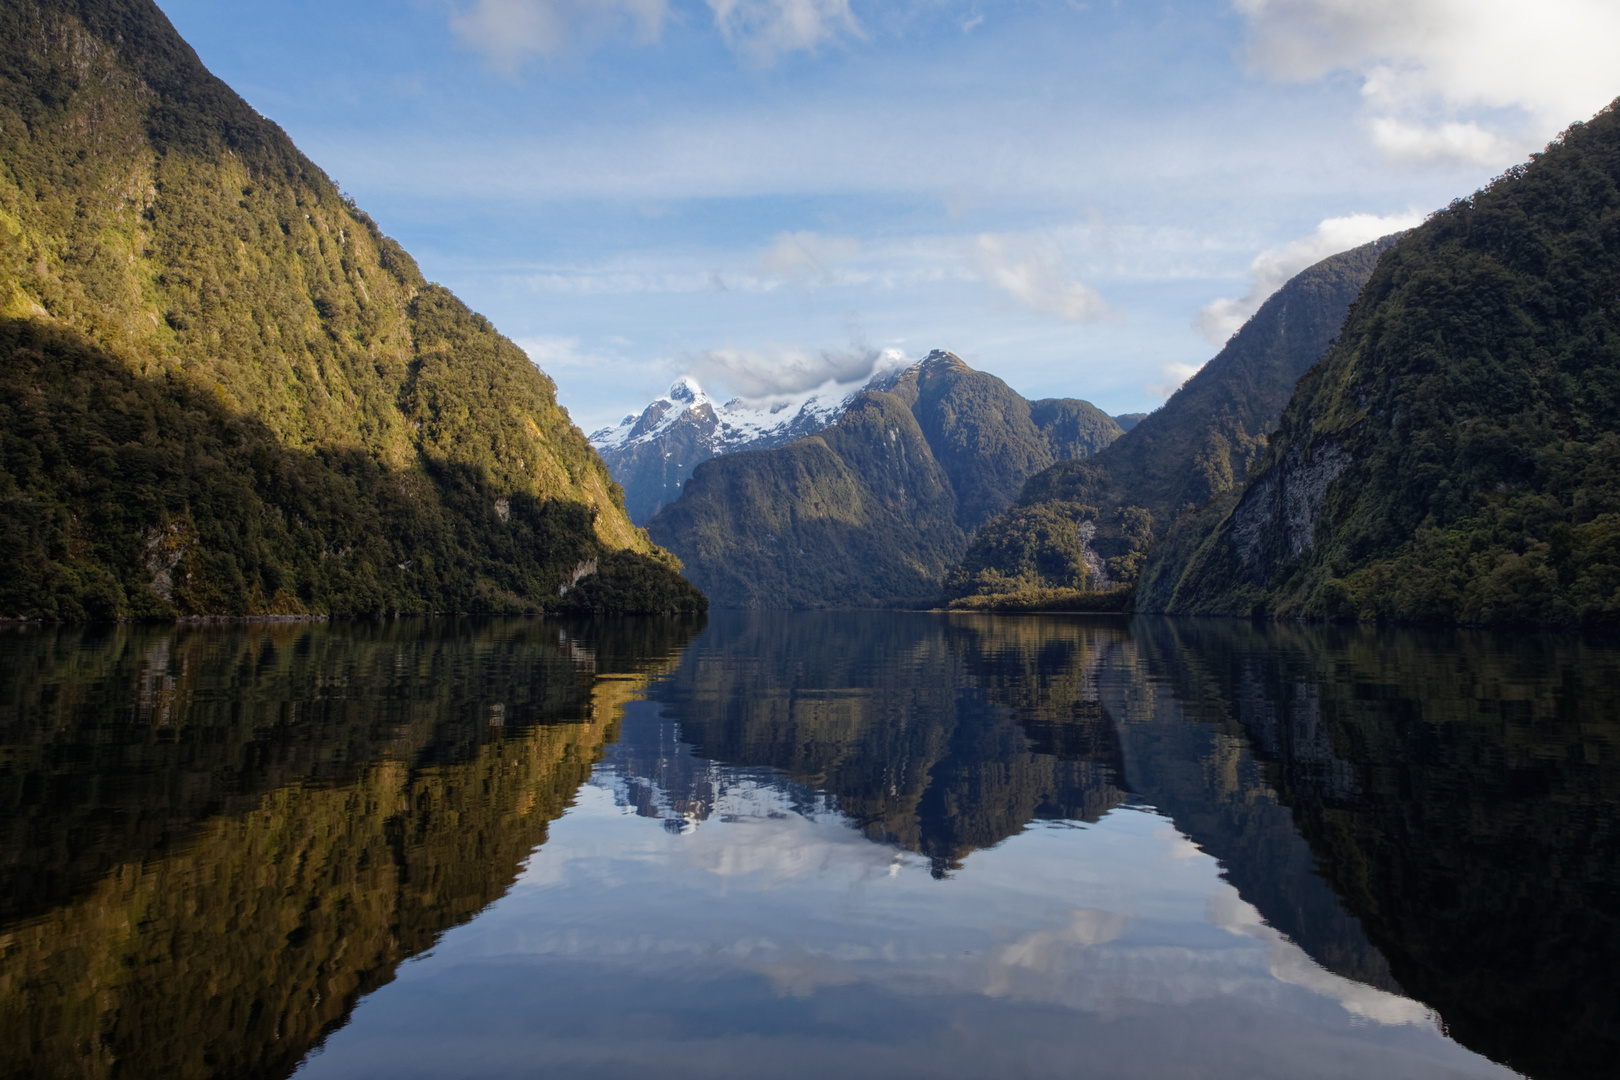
[154,0,1620,430]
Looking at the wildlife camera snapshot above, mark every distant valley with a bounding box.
[593,354,1140,527]
[5,0,1618,630]
[644,351,1121,608]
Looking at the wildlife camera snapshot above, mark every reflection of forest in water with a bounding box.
[616,613,1130,875]
[3,614,1617,1080]
[1117,619,1620,1080]
[611,612,1620,1080]
[0,618,701,1080]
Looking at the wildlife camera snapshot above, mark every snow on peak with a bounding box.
[591,349,916,454]
[667,376,706,405]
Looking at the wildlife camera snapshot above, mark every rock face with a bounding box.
[947,238,1397,607]
[645,351,1122,608]
[0,0,703,618]
[1153,102,1620,626]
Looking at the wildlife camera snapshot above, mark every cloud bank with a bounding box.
[690,343,908,398]
[449,0,862,68]
[975,234,1114,323]
[759,230,862,283]
[705,0,864,66]
[1195,211,1420,346]
[1236,0,1620,164]
[449,0,666,70]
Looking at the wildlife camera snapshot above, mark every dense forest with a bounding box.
[0,0,702,619]
[647,351,1120,608]
[1152,102,1620,626]
[944,239,1396,612]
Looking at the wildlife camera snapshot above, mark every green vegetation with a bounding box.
[944,585,1132,613]
[0,0,701,619]
[647,351,1120,608]
[1154,103,1620,626]
[947,240,1394,612]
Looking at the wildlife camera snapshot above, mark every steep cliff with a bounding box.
[1155,103,1620,625]
[947,238,1397,609]
[0,0,702,618]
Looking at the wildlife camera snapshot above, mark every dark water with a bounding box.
[2,614,1616,1080]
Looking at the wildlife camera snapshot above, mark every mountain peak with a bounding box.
[920,349,967,370]
[668,377,706,404]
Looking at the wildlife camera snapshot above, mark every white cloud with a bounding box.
[690,343,908,398]
[1366,117,1515,166]
[759,230,862,283]
[975,234,1114,323]
[448,0,862,68]
[705,0,864,66]
[515,334,599,370]
[448,0,668,70]
[1195,211,1420,346]
[1235,0,1620,163]
[1145,361,1201,400]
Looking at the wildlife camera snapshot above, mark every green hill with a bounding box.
[946,238,1397,610]
[1152,103,1620,626]
[646,350,1121,608]
[0,0,702,619]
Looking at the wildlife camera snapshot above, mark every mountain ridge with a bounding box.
[944,237,1400,609]
[1148,103,1620,626]
[0,0,703,618]
[646,350,1122,608]
[590,354,909,524]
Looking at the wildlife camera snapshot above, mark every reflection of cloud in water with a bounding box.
[675,789,917,885]
[1208,889,1437,1027]
[303,782,1514,1080]
[984,908,1132,996]
[512,787,1443,1026]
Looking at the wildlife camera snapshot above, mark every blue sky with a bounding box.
[155,0,1620,428]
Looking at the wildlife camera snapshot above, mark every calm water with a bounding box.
[2,614,1617,1080]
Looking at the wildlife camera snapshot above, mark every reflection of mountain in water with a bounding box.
[1097,623,1403,995]
[612,612,1131,875]
[6,612,1614,1080]
[1125,618,1620,1080]
[0,618,700,1080]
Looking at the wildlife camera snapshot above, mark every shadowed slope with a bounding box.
[0,0,700,617]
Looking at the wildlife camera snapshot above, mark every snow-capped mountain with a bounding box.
[591,352,911,524]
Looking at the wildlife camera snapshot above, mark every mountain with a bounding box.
[1151,103,1620,626]
[0,0,702,619]
[944,237,1399,610]
[590,356,907,525]
[1112,412,1148,432]
[646,350,1122,608]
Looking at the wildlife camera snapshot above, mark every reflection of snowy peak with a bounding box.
[592,358,909,525]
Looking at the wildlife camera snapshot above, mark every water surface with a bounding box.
[2,613,1616,1079]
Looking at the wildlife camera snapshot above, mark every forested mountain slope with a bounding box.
[946,239,1396,608]
[0,0,702,619]
[1153,102,1620,626]
[646,351,1121,608]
